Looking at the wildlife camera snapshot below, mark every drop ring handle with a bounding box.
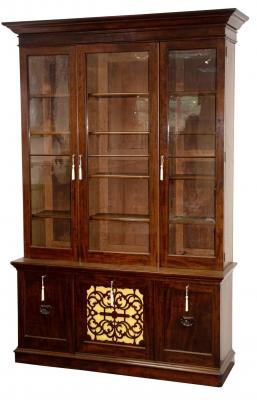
[180,315,195,327]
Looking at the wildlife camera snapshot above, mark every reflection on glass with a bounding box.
[28,55,71,249]
[168,49,216,257]
[28,56,69,96]
[169,96,215,134]
[88,97,149,133]
[169,135,215,157]
[86,51,150,254]
[89,221,149,253]
[169,223,215,257]
[88,134,148,156]
[169,49,216,92]
[30,156,71,248]
[30,134,70,155]
[169,179,215,219]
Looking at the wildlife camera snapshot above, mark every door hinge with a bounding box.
[225,46,228,58]
[224,151,226,163]
[224,253,226,261]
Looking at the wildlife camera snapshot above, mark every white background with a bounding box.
[0,0,256,398]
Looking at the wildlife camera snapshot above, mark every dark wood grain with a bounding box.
[2,8,248,34]
[18,269,73,352]
[3,8,248,386]
[14,347,235,387]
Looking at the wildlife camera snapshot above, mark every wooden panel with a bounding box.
[155,279,220,367]
[75,272,153,359]
[224,41,235,265]
[19,269,73,352]
[220,273,233,361]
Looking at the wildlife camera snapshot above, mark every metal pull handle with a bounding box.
[180,316,195,327]
[160,155,164,181]
[109,280,114,307]
[185,285,189,312]
[78,154,83,181]
[41,275,46,302]
[71,154,75,181]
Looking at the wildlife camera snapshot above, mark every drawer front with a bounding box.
[155,279,220,367]
[75,273,153,359]
[19,270,73,352]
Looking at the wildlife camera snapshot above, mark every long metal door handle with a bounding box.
[71,154,76,181]
[78,154,83,180]
[160,155,164,181]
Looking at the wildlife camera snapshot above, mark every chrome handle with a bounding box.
[41,275,47,302]
[110,280,114,307]
[160,155,164,181]
[78,154,83,181]
[185,285,189,312]
[71,154,75,181]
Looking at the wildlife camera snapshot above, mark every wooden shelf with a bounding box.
[90,213,149,222]
[88,154,149,158]
[29,93,69,98]
[88,92,149,97]
[169,216,215,225]
[169,90,216,96]
[30,154,70,157]
[88,131,149,135]
[169,132,216,136]
[89,173,149,179]
[170,174,215,180]
[30,131,70,136]
[168,155,215,159]
[32,210,71,219]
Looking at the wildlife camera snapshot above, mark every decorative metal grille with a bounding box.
[86,285,144,346]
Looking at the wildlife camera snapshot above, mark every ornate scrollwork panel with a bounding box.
[86,285,144,346]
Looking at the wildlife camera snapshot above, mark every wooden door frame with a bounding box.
[19,46,78,260]
[159,38,225,270]
[77,42,159,266]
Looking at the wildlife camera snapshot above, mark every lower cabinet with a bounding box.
[155,279,220,367]
[18,269,73,352]
[17,268,223,370]
[75,273,153,359]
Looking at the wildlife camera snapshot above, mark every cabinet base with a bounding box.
[14,348,234,387]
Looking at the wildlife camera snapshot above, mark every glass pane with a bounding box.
[169,49,216,92]
[88,96,149,133]
[88,134,148,156]
[86,51,150,254]
[169,96,215,135]
[88,156,148,176]
[169,158,215,177]
[28,56,69,96]
[28,55,71,249]
[169,179,215,219]
[89,178,149,216]
[89,221,149,253]
[169,134,215,157]
[87,52,148,94]
[169,223,214,257]
[168,49,216,258]
[30,134,70,155]
[28,55,70,155]
[32,218,70,248]
[30,156,71,248]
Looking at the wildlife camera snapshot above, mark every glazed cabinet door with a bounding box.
[155,279,220,367]
[75,272,153,359]
[77,43,158,265]
[18,269,73,352]
[160,40,224,269]
[20,47,78,260]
